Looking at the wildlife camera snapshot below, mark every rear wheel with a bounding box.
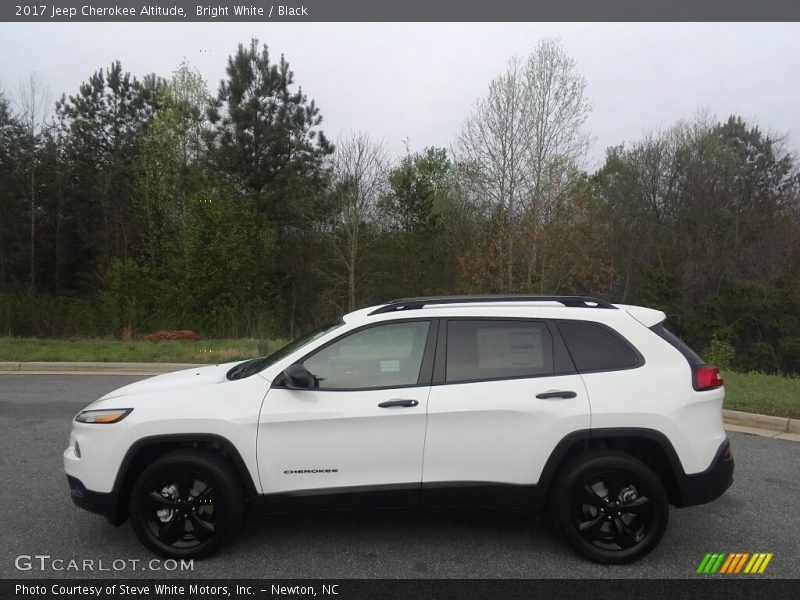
[550,451,669,564]
[129,449,244,558]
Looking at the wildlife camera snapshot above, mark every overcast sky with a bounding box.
[1,22,798,167]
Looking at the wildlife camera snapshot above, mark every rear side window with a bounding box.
[446,320,554,383]
[557,321,640,372]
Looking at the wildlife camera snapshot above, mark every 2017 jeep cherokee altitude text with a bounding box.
[64,296,733,563]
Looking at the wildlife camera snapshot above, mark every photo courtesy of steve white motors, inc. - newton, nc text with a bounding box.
[1,1,800,599]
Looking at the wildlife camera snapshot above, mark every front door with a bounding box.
[258,319,436,498]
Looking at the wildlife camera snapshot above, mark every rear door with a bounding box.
[422,318,590,493]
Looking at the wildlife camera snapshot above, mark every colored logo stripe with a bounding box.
[696,553,712,573]
[722,553,747,573]
[697,553,726,573]
[719,553,736,573]
[697,552,773,574]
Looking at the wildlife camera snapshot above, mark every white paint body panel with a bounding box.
[423,374,590,485]
[580,313,726,474]
[64,364,268,493]
[257,387,429,493]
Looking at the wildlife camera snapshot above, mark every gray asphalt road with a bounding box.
[1,374,798,579]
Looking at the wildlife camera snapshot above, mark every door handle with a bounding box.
[378,399,419,408]
[535,390,577,400]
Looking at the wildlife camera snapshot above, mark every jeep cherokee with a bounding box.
[64,295,733,563]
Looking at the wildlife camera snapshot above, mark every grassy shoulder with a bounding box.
[0,337,286,365]
[1,338,798,418]
[722,370,800,419]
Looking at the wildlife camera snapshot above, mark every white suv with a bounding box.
[64,296,733,564]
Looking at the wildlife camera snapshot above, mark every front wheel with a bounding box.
[550,451,669,564]
[129,449,244,558]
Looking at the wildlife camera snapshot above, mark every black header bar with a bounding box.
[3,0,800,22]
[3,578,800,600]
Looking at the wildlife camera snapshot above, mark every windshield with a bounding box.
[227,319,345,380]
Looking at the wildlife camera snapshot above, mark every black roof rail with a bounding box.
[368,295,617,315]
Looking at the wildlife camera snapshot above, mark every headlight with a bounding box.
[75,408,132,424]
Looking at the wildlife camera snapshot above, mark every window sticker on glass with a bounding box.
[380,360,401,372]
[477,326,544,369]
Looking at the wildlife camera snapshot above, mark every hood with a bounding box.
[99,361,245,400]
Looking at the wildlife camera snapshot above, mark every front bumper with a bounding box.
[67,475,114,518]
[64,431,128,524]
[675,437,734,507]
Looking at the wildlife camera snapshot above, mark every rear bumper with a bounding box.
[675,438,734,507]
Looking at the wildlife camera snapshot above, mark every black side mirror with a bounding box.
[282,364,318,390]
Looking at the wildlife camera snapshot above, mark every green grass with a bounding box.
[0,337,287,364]
[722,370,800,419]
[1,337,798,418]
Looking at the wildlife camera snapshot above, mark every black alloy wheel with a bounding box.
[129,449,244,558]
[574,470,655,550]
[144,472,216,549]
[551,450,669,564]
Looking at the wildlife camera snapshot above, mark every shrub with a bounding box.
[705,336,736,369]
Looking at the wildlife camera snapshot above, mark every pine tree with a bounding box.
[55,61,163,291]
[0,91,28,291]
[208,39,334,333]
[208,38,333,221]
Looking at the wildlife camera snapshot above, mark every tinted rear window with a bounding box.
[446,320,554,383]
[557,321,640,372]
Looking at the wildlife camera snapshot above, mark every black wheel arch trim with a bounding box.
[104,433,258,525]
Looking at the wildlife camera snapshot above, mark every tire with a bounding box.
[129,449,244,558]
[550,450,669,564]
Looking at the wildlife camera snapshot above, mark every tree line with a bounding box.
[1,38,799,373]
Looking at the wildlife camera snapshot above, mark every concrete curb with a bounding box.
[722,409,790,432]
[0,361,202,375]
[721,410,800,441]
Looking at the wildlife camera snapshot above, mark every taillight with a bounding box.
[694,365,723,391]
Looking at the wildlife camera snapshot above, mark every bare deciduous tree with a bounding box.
[328,131,390,311]
[454,39,592,291]
[16,72,51,288]
[521,39,591,289]
[454,55,528,290]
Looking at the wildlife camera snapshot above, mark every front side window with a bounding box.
[303,320,431,389]
[445,320,554,383]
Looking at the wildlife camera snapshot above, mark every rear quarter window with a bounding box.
[557,321,641,372]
